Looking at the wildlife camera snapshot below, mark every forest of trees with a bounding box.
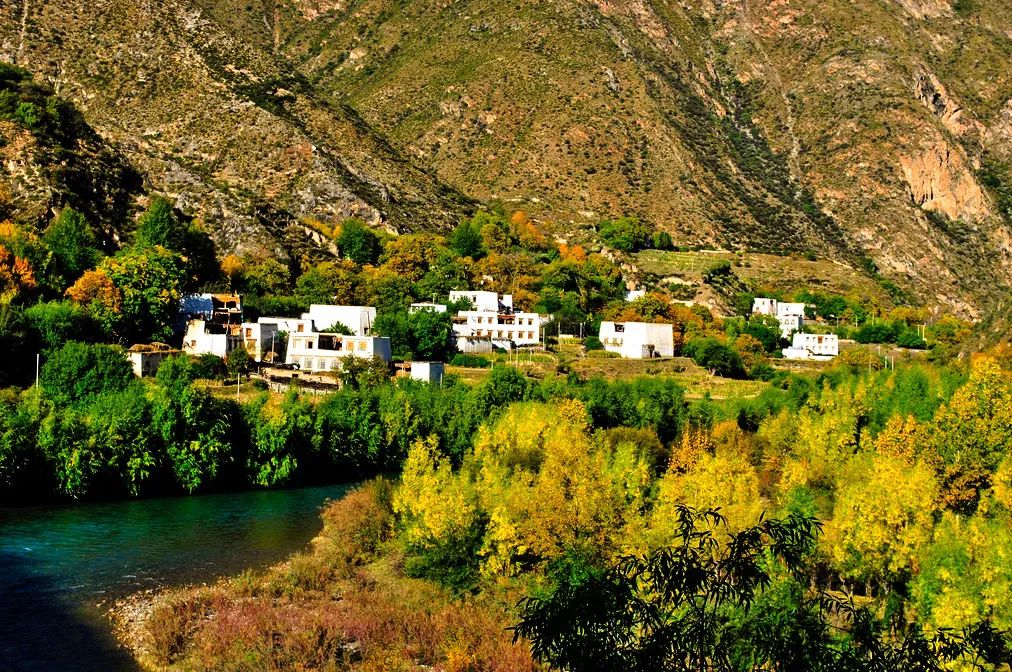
[136,353,1012,670]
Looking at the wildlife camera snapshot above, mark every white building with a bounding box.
[752,298,807,339]
[625,289,647,302]
[410,361,445,385]
[182,319,243,358]
[286,331,392,373]
[782,332,839,361]
[303,305,376,336]
[448,291,543,351]
[240,322,284,363]
[127,343,179,377]
[177,293,243,334]
[449,290,512,313]
[598,321,675,359]
[409,302,448,314]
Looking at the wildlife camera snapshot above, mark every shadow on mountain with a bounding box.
[0,552,139,672]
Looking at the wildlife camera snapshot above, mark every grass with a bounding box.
[124,481,538,672]
[635,249,894,305]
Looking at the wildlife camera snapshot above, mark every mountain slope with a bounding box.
[0,0,471,259]
[3,0,1012,315]
[274,0,1012,314]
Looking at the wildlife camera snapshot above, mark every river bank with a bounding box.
[108,480,538,672]
[0,483,356,671]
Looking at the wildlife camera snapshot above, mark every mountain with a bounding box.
[3,0,1012,314]
[0,0,472,260]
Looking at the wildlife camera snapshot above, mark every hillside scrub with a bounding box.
[128,354,1012,670]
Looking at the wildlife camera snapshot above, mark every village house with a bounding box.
[240,322,283,363]
[127,343,180,377]
[179,293,245,358]
[177,293,242,332]
[303,305,376,335]
[598,321,675,359]
[448,290,544,352]
[752,297,807,339]
[182,319,243,358]
[286,331,392,373]
[782,332,839,361]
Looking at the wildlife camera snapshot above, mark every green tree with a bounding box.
[337,218,381,265]
[135,197,184,250]
[40,342,134,407]
[100,245,186,342]
[513,507,1008,672]
[24,300,99,349]
[448,218,486,259]
[43,207,99,289]
[651,231,674,250]
[240,257,291,296]
[598,216,650,252]
[294,260,358,305]
[226,347,251,380]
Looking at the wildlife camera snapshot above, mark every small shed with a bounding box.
[410,361,445,385]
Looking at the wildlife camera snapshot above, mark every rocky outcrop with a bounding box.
[891,0,951,19]
[900,142,990,222]
[913,70,982,138]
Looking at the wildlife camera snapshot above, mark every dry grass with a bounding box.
[635,250,893,305]
[125,481,539,672]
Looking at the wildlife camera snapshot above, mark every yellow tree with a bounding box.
[471,400,649,576]
[827,453,938,583]
[394,436,477,546]
[220,254,243,288]
[652,449,765,541]
[932,356,1012,512]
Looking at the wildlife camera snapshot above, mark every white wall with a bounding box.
[599,321,675,359]
[182,320,241,358]
[304,305,377,336]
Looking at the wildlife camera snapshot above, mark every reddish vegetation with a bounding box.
[130,481,539,672]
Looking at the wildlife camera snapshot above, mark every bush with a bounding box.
[40,342,134,406]
[684,337,746,378]
[587,350,620,359]
[598,216,650,252]
[584,335,604,351]
[450,353,491,368]
[897,329,927,349]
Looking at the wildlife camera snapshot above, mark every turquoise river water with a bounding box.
[0,483,357,672]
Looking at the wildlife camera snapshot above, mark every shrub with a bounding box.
[450,353,491,368]
[584,335,603,351]
[40,341,134,406]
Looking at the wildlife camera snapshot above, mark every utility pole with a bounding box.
[237,372,241,401]
[35,353,40,387]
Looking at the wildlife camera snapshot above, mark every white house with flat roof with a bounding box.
[753,298,807,339]
[782,332,839,360]
[449,290,512,313]
[599,321,675,359]
[286,331,392,372]
[182,319,243,358]
[410,361,445,385]
[447,290,543,351]
[127,343,180,377]
[303,305,376,336]
[240,322,284,363]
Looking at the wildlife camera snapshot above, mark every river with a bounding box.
[0,483,357,672]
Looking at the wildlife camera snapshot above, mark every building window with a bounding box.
[307,341,314,349]
[297,323,305,332]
